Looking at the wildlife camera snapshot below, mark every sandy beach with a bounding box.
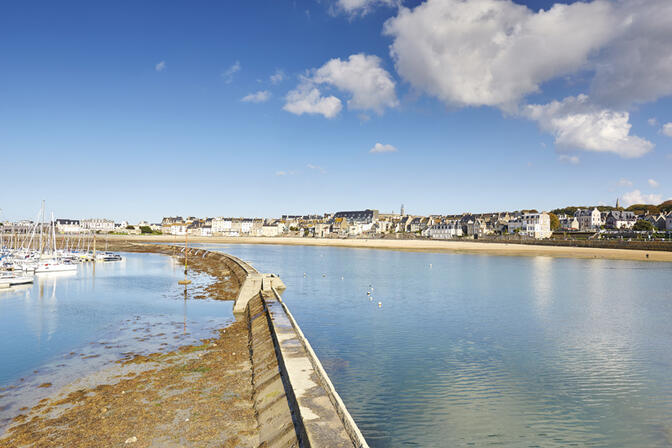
[102,234,672,263]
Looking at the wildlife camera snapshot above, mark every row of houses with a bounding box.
[22,206,672,239]
[560,208,672,231]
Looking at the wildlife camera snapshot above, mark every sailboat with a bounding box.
[35,210,77,274]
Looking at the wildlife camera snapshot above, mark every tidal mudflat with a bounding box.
[0,245,260,447]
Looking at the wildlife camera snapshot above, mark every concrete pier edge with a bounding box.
[270,286,369,448]
[180,246,368,447]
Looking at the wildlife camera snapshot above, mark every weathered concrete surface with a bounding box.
[265,290,368,448]
[177,246,366,447]
[247,296,301,447]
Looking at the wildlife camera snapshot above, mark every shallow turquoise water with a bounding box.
[196,244,672,448]
[0,252,233,428]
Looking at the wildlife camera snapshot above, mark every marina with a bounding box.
[1,203,123,289]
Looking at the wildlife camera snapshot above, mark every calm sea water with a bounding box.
[0,252,234,429]
[194,244,672,448]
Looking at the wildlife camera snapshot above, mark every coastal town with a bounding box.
[3,201,672,241]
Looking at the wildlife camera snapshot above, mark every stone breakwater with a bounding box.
[180,244,369,448]
[2,240,368,448]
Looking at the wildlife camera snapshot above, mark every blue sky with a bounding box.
[1,0,671,222]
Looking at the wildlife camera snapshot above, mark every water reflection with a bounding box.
[0,252,234,430]
[195,244,672,448]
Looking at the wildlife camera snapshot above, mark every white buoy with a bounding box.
[322,273,326,277]
[341,276,344,280]
[367,291,371,295]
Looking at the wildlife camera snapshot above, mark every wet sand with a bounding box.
[0,244,260,448]
[103,234,672,262]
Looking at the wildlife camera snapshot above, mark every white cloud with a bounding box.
[383,0,618,109]
[285,54,397,118]
[370,142,398,153]
[221,61,241,83]
[662,123,672,137]
[155,61,166,72]
[590,0,672,107]
[283,84,342,118]
[524,95,653,158]
[384,0,672,111]
[648,178,660,188]
[307,164,326,174]
[335,0,396,16]
[618,178,633,187]
[558,155,580,164]
[311,54,398,114]
[241,90,271,103]
[648,118,658,127]
[621,190,662,206]
[270,69,285,85]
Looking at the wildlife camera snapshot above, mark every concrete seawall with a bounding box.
[180,246,368,448]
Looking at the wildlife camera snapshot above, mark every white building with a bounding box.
[240,219,254,235]
[81,218,115,232]
[258,224,282,237]
[169,223,187,235]
[517,213,552,239]
[427,221,463,239]
[212,217,232,234]
[55,219,81,234]
[315,223,331,238]
[574,208,602,230]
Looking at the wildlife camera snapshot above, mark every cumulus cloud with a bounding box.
[221,61,241,83]
[334,0,397,16]
[590,0,672,107]
[662,123,672,137]
[283,84,342,118]
[618,178,633,187]
[241,90,271,103]
[648,178,660,188]
[383,0,617,109]
[370,143,398,153]
[384,0,672,111]
[270,69,285,85]
[621,190,662,206]
[284,54,397,118]
[312,54,398,114]
[524,95,653,158]
[155,61,166,72]
[558,155,580,164]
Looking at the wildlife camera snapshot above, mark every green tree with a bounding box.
[633,220,654,232]
[139,225,153,234]
[126,225,135,230]
[548,212,560,231]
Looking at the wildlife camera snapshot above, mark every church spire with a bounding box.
[616,198,620,209]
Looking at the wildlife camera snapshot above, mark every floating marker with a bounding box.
[378,302,382,307]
